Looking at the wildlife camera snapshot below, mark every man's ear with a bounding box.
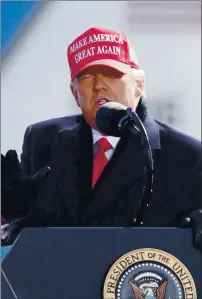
[135,77,145,97]
[70,82,80,107]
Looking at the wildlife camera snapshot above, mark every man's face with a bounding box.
[71,65,143,131]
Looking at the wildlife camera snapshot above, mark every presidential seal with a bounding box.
[103,248,197,299]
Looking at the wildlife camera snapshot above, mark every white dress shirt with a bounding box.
[91,128,120,160]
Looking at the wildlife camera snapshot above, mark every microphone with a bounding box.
[96,102,154,226]
[96,102,146,146]
[95,102,129,137]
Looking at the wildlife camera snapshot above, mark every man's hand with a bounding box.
[1,150,51,221]
[182,209,202,251]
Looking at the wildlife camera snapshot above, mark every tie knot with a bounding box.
[96,137,112,153]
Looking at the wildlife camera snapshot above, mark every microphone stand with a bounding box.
[118,107,154,226]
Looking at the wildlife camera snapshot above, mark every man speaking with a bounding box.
[1,27,202,243]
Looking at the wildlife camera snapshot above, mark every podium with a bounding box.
[1,227,201,299]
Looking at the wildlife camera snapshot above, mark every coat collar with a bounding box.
[134,97,161,150]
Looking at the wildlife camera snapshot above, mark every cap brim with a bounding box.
[75,59,131,78]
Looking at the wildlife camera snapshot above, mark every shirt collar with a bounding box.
[91,128,120,149]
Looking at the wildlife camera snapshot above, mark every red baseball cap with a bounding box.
[67,27,139,81]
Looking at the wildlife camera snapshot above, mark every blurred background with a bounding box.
[1,1,201,257]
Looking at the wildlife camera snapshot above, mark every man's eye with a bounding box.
[81,74,93,80]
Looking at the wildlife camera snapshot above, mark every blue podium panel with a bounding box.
[2,227,201,299]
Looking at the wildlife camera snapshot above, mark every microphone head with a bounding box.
[95,102,128,137]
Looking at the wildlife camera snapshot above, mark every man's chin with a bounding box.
[82,115,96,129]
[83,116,106,135]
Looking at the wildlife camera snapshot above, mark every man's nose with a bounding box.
[93,74,108,91]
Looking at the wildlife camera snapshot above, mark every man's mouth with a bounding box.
[95,98,110,107]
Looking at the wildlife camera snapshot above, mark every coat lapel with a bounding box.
[55,116,93,225]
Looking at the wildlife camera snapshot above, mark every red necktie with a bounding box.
[92,137,112,187]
